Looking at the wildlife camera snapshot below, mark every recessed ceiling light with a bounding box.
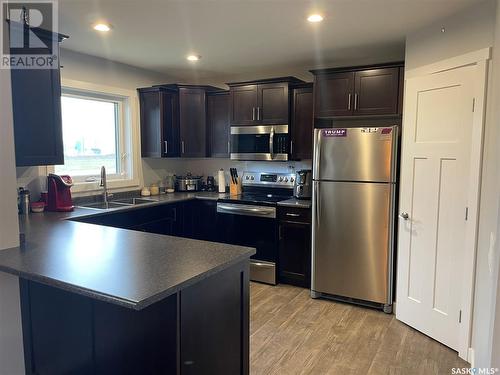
[307,14,324,23]
[187,54,201,62]
[93,23,112,32]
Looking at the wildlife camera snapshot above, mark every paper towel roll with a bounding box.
[218,169,226,193]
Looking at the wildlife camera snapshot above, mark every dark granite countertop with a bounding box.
[277,198,312,209]
[0,192,254,310]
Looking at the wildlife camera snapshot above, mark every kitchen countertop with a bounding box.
[0,191,254,311]
[277,198,312,209]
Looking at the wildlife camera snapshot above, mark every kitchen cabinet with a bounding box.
[278,206,311,288]
[74,204,181,236]
[179,200,218,241]
[138,87,180,158]
[311,63,403,119]
[179,87,207,157]
[290,84,313,160]
[207,91,230,158]
[138,84,222,159]
[10,26,67,167]
[228,77,304,126]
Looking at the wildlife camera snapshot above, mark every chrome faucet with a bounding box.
[100,166,110,204]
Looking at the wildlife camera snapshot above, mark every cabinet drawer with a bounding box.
[278,207,311,223]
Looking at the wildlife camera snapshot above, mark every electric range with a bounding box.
[216,172,295,284]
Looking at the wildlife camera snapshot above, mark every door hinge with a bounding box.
[472,98,476,112]
[465,207,469,221]
[459,310,462,323]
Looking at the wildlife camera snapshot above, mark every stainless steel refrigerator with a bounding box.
[311,126,398,313]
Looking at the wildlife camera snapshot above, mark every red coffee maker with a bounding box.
[47,174,74,212]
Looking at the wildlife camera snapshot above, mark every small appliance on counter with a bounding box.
[205,176,216,192]
[18,188,31,214]
[294,170,312,199]
[47,174,74,212]
[176,173,203,192]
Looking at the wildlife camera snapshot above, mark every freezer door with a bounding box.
[313,126,398,182]
[311,180,394,304]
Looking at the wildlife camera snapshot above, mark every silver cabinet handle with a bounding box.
[181,141,185,154]
[252,107,256,121]
[354,93,358,110]
[290,140,293,156]
[400,212,409,220]
[257,107,261,121]
[269,126,275,160]
[286,213,300,217]
[227,141,230,154]
[164,141,168,154]
[348,93,352,110]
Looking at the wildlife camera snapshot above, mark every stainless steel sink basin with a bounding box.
[78,198,156,210]
[112,198,156,205]
[78,202,129,210]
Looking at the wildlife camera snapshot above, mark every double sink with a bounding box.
[78,197,157,210]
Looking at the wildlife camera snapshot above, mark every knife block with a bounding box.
[229,177,242,196]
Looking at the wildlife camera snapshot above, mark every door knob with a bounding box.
[400,212,409,220]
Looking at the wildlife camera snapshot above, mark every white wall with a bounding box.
[488,0,500,368]
[404,0,500,367]
[0,66,25,374]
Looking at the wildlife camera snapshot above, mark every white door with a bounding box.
[396,65,475,350]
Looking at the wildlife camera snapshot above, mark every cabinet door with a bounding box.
[230,85,258,125]
[258,83,289,124]
[179,88,206,157]
[161,91,180,157]
[314,72,354,118]
[207,93,230,158]
[353,67,400,116]
[279,219,311,288]
[139,91,162,158]
[11,65,64,166]
[291,87,313,160]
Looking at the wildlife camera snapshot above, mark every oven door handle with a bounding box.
[217,203,276,218]
[269,127,275,160]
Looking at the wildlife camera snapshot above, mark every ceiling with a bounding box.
[58,0,480,82]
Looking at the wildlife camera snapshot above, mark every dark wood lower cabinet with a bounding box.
[20,262,249,375]
[278,207,311,288]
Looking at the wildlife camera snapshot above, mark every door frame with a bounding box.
[402,48,490,361]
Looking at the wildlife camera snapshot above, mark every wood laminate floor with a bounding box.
[250,283,468,375]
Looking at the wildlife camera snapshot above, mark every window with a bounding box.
[52,81,140,192]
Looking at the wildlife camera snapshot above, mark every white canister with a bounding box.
[218,169,226,193]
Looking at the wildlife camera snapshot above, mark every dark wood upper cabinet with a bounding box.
[291,84,313,160]
[178,87,206,158]
[258,83,289,124]
[230,85,258,125]
[207,91,230,158]
[228,77,303,126]
[353,67,400,116]
[10,27,67,167]
[138,84,221,159]
[138,87,179,158]
[311,63,403,119]
[313,72,354,118]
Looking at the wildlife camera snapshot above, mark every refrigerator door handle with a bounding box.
[314,182,320,227]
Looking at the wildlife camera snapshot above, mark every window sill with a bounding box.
[71,178,141,196]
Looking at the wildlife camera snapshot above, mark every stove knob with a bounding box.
[245,176,249,180]
[251,176,255,180]
[284,178,288,182]
[291,177,295,183]
[279,177,283,182]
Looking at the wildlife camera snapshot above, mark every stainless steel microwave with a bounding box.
[230,125,289,161]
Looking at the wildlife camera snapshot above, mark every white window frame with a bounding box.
[49,79,141,194]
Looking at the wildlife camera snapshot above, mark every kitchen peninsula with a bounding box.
[0,198,255,375]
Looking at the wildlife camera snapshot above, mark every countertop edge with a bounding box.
[0,248,255,310]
